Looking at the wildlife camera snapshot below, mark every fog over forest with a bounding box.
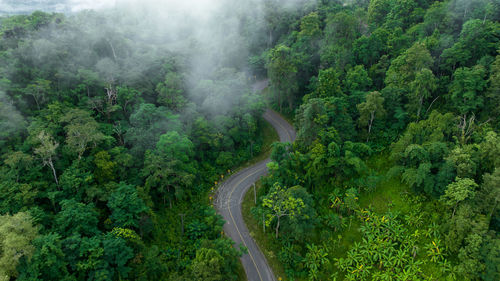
[0,1,499,281]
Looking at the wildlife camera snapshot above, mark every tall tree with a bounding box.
[479,168,500,217]
[315,68,343,98]
[409,68,437,120]
[449,66,487,117]
[385,42,433,91]
[108,183,149,228]
[357,91,386,142]
[262,183,305,238]
[142,131,196,206]
[156,72,186,111]
[267,44,297,112]
[0,212,39,280]
[345,65,372,93]
[18,233,71,281]
[23,79,51,110]
[441,177,478,218]
[33,130,59,186]
[486,50,500,123]
[60,109,105,159]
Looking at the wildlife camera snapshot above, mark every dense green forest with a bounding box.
[0,1,270,280]
[250,0,500,280]
[0,0,499,280]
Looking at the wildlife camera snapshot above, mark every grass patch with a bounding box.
[236,261,248,281]
[359,152,411,214]
[241,180,290,281]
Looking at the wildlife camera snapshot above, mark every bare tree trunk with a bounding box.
[106,38,117,61]
[417,96,424,121]
[32,94,41,110]
[275,217,280,239]
[367,111,374,142]
[425,96,440,115]
[48,159,59,188]
[490,201,498,218]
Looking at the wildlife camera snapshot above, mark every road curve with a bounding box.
[215,109,295,281]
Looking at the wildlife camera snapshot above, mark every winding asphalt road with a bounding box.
[215,107,295,281]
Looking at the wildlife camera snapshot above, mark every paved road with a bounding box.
[215,109,295,281]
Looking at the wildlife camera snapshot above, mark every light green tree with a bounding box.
[409,68,437,120]
[449,66,487,117]
[299,12,321,39]
[345,65,372,93]
[33,130,59,186]
[61,109,105,159]
[480,168,500,217]
[189,248,224,281]
[441,177,478,218]
[23,79,51,110]
[262,183,305,238]
[357,91,386,142]
[0,212,39,280]
[316,68,343,98]
[155,72,186,110]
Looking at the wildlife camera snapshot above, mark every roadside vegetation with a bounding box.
[250,0,500,280]
[0,0,499,280]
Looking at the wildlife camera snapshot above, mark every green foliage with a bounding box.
[441,177,478,217]
[0,212,39,280]
[56,200,99,237]
[357,91,386,141]
[107,183,149,228]
[251,1,500,280]
[262,183,306,238]
[61,109,106,159]
[267,44,298,112]
[18,233,72,281]
[299,12,321,39]
[314,68,343,98]
[385,42,433,92]
[345,65,372,93]
[189,248,224,281]
[2,1,500,280]
[337,210,433,281]
[449,65,487,116]
[0,6,270,281]
[390,111,457,196]
[156,72,186,111]
[303,243,328,280]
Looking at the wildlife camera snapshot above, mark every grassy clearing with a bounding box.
[360,153,411,214]
[242,180,290,281]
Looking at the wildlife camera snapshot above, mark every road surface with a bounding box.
[215,108,295,281]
